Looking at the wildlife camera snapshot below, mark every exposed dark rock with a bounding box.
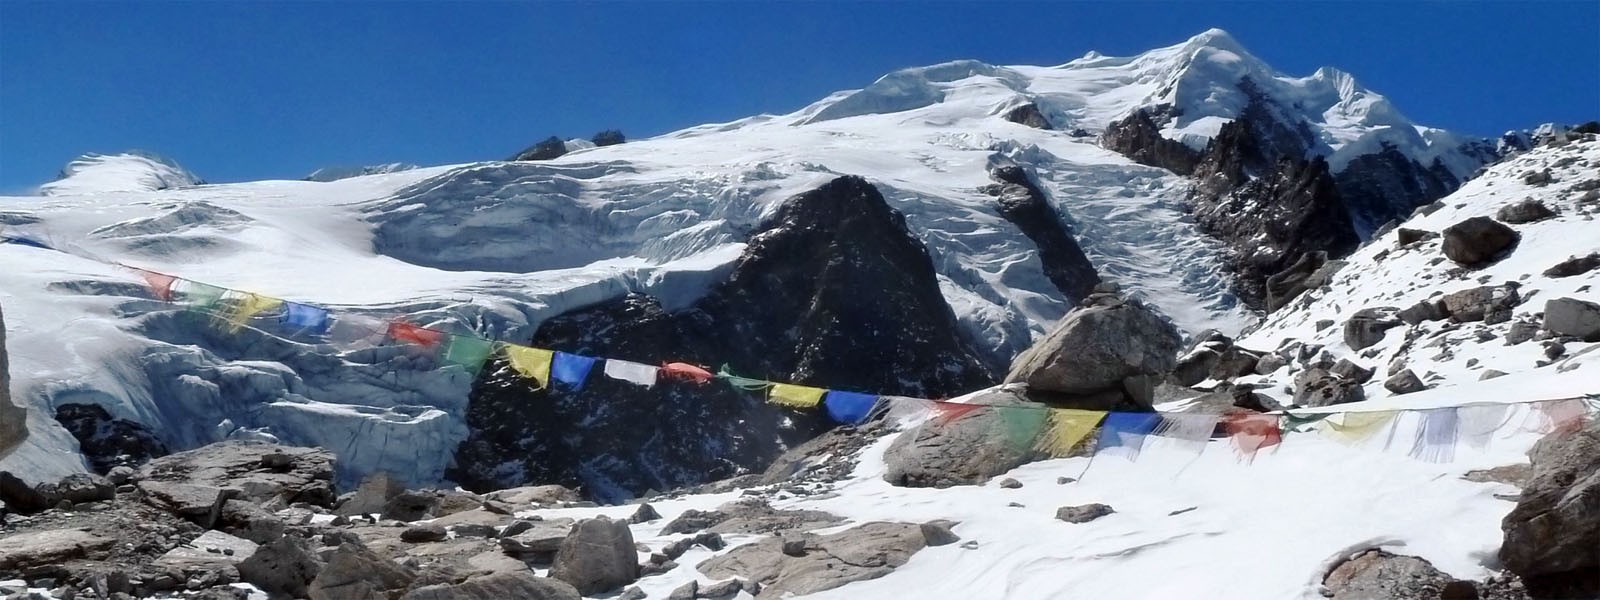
[1293,368,1365,408]
[628,503,662,524]
[383,490,441,522]
[1344,308,1402,351]
[591,130,626,147]
[549,516,639,595]
[1398,299,1449,325]
[1497,198,1558,224]
[1543,297,1600,342]
[1005,293,1180,408]
[698,578,744,599]
[498,518,575,557]
[308,543,416,600]
[1384,370,1427,395]
[1506,321,1540,346]
[1441,283,1521,324]
[1330,359,1375,385]
[218,499,285,543]
[985,165,1100,303]
[509,136,568,161]
[53,404,168,475]
[401,571,582,600]
[0,303,21,462]
[0,471,57,513]
[135,440,337,508]
[1544,253,1600,278]
[1396,228,1436,247]
[237,535,322,598]
[1263,251,1333,312]
[1001,102,1052,129]
[452,176,995,501]
[401,523,448,543]
[1500,418,1600,598]
[1442,217,1520,267]
[659,497,841,536]
[1522,169,1553,186]
[139,481,234,529]
[698,521,926,597]
[997,478,1022,489]
[1323,550,1475,600]
[1101,108,1200,176]
[0,529,116,572]
[1479,370,1509,381]
[55,473,114,504]
[1336,143,1463,236]
[1055,503,1114,524]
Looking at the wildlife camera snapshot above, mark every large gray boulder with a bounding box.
[401,571,581,600]
[0,302,25,461]
[237,535,324,598]
[699,521,926,597]
[1543,297,1600,342]
[308,543,416,600]
[1293,368,1365,407]
[1343,308,1402,351]
[1496,198,1557,224]
[1441,216,1519,267]
[1322,550,1474,600]
[548,516,638,595]
[136,440,337,508]
[0,529,116,571]
[1004,293,1181,408]
[1500,418,1600,598]
[882,388,1051,488]
[1440,284,1520,324]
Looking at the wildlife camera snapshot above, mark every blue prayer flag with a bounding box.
[552,352,597,391]
[1097,412,1162,460]
[280,302,331,335]
[824,391,879,425]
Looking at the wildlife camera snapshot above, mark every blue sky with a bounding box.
[2,1,1596,191]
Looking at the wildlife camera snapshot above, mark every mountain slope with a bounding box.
[37,152,203,196]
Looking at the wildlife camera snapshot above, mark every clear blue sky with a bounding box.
[2,1,1596,191]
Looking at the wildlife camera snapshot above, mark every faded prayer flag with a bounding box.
[387,321,445,348]
[1221,412,1282,463]
[552,352,598,391]
[182,281,228,311]
[716,364,771,391]
[823,391,879,425]
[1152,412,1222,456]
[1097,412,1162,461]
[1325,411,1397,447]
[442,335,495,373]
[1409,407,1459,463]
[280,302,331,335]
[225,293,284,332]
[768,383,826,409]
[139,270,178,301]
[1035,409,1104,458]
[1457,404,1510,449]
[504,345,554,390]
[603,359,659,388]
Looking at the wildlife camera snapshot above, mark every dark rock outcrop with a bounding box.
[1263,251,1338,312]
[0,303,23,461]
[1101,108,1200,175]
[1544,253,1600,278]
[450,176,995,500]
[549,516,639,595]
[1005,293,1181,409]
[1001,102,1053,129]
[984,165,1100,303]
[1293,368,1365,408]
[1336,144,1463,236]
[53,403,168,474]
[1500,418,1600,598]
[1323,550,1476,600]
[1442,217,1520,267]
[1344,308,1402,351]
[1543,297,1600,342]
[510,136,568,161]
[1383,370,1427,395]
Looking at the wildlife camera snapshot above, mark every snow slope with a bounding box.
[36,152,203,196]
[0,29,1515,488]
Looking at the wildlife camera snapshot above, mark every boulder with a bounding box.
[1323,550,1475,600]
[1210,347,1262,380]
[0,303,23,462]
[1383,370,1427,395]
[401,571,581,600]
[667,581,698,600]
[699,521,926,598]
[219,498,286,543]
[1395,228,1436,246]
[1441,216,1520,267]
[498,518,576,557]
[1004,294,1181,408]
[0,471,57,513]
[0,528,116,571]
[237,535,323,598]
[1264,251,1337,313]
[136,440,337,508]
[1293,369,1365,408]
[882,388,1055,488]
[1254,352,1287,375]
[308,543,416,600]
[1496,198,1557,224]
[139,481,235,528]
[401,523,448,543]
[383,490,442,522]
[628,503,662,524]
[1397,299,1448,325]
[1440,284,1520,323]
[1500,418,1600,598]
[153,530,259,572]
[1055,504,1115,524]
[1170,347,1221,387]
[1505,320,1540,346]
[549,516,639,595]
[1544,253,1600,278]
[337,472,405,517]
[919,520,960,546]
[699,578,744,599]
[1329,359,1375,385]
[487,485,580,507]
[1343,308,1402,351]
[658,497,840,536]
[1543,297,1600,342]
[1001,102,1053,129]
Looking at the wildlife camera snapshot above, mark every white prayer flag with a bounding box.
[603,359,658,388]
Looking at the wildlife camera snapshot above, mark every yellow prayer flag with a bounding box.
[504,345,554,390]
[1324,411,1397,445]
[225,293,284,332]
[1035,409,1104,457]
[768,383,826,409]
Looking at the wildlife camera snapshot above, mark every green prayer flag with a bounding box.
[182,282,228,312]
[442,335,494,373]
[717,364,772,391]
[1281,412,1332,433]
[996,406,1049,454]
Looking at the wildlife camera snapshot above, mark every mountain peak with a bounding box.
[1182,28,1245,52]
[38,151,203,196]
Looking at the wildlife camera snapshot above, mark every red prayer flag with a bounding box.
[660,362,714,384]
[1221,412,1282,463]
[933,402,985,424]
[387,321,445,348]
[140,270,178,302]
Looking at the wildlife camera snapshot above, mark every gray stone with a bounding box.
[307,543,415,600]
[136,441,337,508]
[1479,370,1509,381]
[1254,353,1287,375]
[139,481,235,528]
[628,502,662,524]
[549,516,639,595]
[105,466,136,485]
[1543,341,1567,360]
[1506,321,1540,345]
[996,478,1022,489]
[0,528,116,571]
[1329,359,1375,384]
[399,571,581,600]
[154,530,259,572]
[667,581,698,600]
[1543,297,1600,342]
[781,536,808,557]
[498,519,574,556]
[1004,294,1181,407]
[1383,370,1427,395]
[0,303,23,462]
[237,535,323,598]
[882,388,1054,488]
[1500,417,1600,597]
[1496,198,1558,224]
[338,472,405,517]
[919,520,960,546]
[401,523,448,543]
[1544,253,1600,278]
[699,521,926,598]
[383,490,441,522]
[1440,284,1520,323]
[219,498,286,543]
[1441,216,1520,266]
[1397,299,1448,325]
[1395,228,1436,246]
[1,471,57,513]
[450,523,498,539]
[486,485,579,506]
[1344,308,1402,351]
[618,586,647,600]
[1055,504,1114,524]
[1293,368,1366,407]
[55,473,114,504]
[1323,550,1471,600]
[698,578,743,598]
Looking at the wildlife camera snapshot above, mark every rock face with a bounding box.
[135,440,337,508]
[698,521,926,597]
[1543,297,1600,342]
[549,516,639,595]
[1441,217,1520,266]
[1004,293,1181,409]
[1001,102,1053,129]
[509,136,568,161]
[0,302,24,461]
[984,165,1101,303]
[1322,550,1474,600]
[451,176,996,500]
[1101,108,1200,176]
[53,403,168,474]
[881,388,1051,488]
[1263,251,1335,312]
[402,571,582,600]
[1544,253,1600,278]
[1500,418,1600,598]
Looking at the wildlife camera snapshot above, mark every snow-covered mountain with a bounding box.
[304,162,419,182]
[36,151,203,196]
[0,29,1558,502]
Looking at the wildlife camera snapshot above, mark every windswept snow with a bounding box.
[37,152,203,196]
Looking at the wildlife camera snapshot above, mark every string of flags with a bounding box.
[8,235,1597,469]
